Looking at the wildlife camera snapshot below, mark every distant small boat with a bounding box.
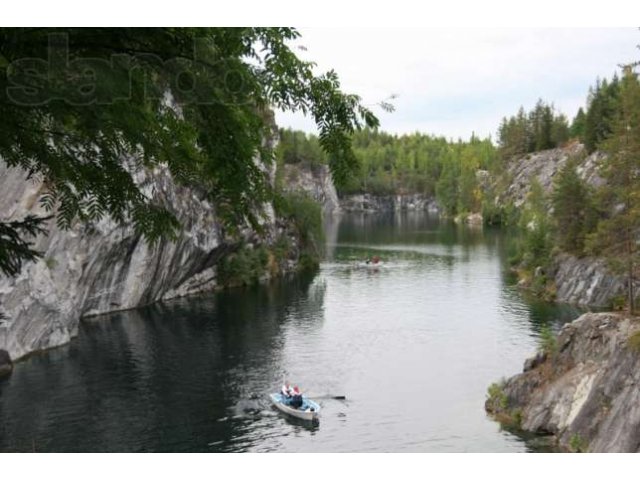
[355,261,384,269]
[269,393,321,421]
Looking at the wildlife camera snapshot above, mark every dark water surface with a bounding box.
[0,212,583,452]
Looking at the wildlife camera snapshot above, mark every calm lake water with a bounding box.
[0,212,583,452]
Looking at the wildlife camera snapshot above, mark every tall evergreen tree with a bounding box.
[584,76,620,152]
[587,67,640,314]
[551,160,595,255]
[570,107,587,139]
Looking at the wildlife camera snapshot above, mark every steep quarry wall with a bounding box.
[0,160,294,360]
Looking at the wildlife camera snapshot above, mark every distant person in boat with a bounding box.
[290,386,303,409]
[365,256,381,265]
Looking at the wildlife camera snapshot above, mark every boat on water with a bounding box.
[354,261,384,269]
[269,393,321,421]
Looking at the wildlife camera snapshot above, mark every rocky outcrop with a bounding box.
[0,159,296,361]
[486,312,640,452]
[550,253,639,308]
[497,143,631,308]
[339,193,439,213]
[0,349,12,378]
[454,212,483,226]
[500,142,604,208]
[281,163,340,214]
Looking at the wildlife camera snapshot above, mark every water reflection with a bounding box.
[0,273,324,452]
[0,211,585,452]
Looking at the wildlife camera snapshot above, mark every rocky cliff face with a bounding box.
[279,163,439,215]
[498,143,633,308]
[550,253,639,308]
[500,142,604,208]
[280,163,340,214]
[339,193,439,213]
[486,312,640,452]
[0,160,295,361]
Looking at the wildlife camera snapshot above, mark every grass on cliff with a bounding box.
[539,324,558,356]
[627,331,640,353]
[487,381,509,411]
[569,433,588,453]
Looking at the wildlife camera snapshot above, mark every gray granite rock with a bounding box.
[486,312,640,452]
[281,163,340,214]
[550,253,639,308]
[339,193,439,213]
[0,158,289,360]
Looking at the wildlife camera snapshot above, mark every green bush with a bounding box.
[487,381,509,411]
[273,191,324,271]
[217,244,270,287]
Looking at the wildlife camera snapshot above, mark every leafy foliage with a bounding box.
[0,215,51,276]
[217,244,270,287]
[273,191,324,270]
[0,27,378,277]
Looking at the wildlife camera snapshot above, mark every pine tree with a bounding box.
[570,108,587,140]
[587,67,640,314]
[436,156,460,217]
[552,160,594,254]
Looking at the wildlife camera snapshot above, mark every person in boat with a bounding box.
[290,385,303,409]
[281,380,293,400]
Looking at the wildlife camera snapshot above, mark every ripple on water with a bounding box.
[0,212,582,452]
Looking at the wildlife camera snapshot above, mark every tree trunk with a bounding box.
[627,235,635,315]
[630,260,635,316]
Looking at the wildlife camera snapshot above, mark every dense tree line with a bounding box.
[277,128,497,217]
[497,100,570,158]
[580,75,621,152]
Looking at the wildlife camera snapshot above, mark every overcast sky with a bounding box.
[275,28,640,141]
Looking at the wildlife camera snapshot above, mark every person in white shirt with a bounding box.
[281,380,293,398]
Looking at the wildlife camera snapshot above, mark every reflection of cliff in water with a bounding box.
[0,272,324,452]
[333,211,490,248]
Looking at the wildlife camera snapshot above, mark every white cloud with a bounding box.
[275,27,640,139]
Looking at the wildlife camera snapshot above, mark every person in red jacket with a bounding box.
[290,385,303,408]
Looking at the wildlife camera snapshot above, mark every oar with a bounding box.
[306,393,347,400]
